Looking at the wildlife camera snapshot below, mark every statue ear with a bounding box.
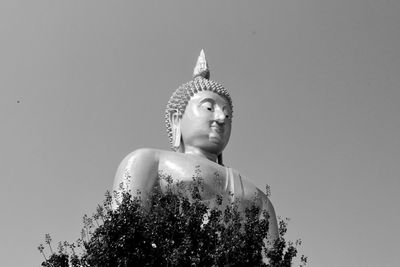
[170,110,182,151]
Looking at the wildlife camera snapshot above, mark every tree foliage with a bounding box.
[39,174,307,266]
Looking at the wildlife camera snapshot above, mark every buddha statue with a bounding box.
[113,50,278,244]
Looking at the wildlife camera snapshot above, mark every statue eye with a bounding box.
[223,107,231,119]
[201,102,213,111]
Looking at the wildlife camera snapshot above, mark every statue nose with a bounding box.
[214,108,226,124]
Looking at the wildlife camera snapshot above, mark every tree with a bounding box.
[39,174,307,266]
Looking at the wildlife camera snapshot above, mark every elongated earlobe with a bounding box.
[171,110,181,151]
[173,123,181,149]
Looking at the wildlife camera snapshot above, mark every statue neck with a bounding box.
[183,146,218,163]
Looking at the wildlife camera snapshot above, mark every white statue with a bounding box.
[113,50,278,246]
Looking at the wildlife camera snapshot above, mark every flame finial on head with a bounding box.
[193,49,210,79]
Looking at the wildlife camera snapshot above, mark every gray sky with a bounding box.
[1,1,399,266]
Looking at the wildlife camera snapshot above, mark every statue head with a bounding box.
[165,50,233,164]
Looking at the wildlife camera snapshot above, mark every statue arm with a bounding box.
[112,148,160,209]
[258,189,278,240]
[255,189,278,265]
[237,173,279,240]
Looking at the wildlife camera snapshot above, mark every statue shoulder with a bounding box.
[239,173,273,203]
[229,169,259,195]
[121,148,160,164]
[113,148,162,190]
[121,148,180,161]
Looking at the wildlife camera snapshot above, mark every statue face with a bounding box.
[179,91,232,155]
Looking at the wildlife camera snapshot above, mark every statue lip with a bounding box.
[211,125,225,134]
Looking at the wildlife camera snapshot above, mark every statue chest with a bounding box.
[157,154,235,200]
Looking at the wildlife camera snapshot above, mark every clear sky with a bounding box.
[1,1,399,266]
